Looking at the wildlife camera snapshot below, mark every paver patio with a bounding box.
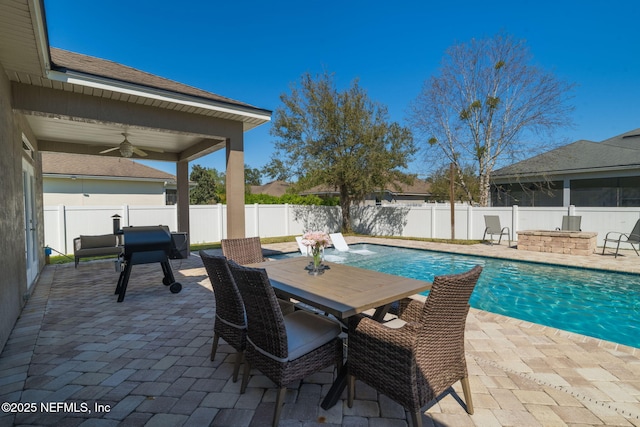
[1,237,639,426]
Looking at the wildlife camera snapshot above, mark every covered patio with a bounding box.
[1,237,638,426]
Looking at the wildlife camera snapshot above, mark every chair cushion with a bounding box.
[283,311,342,361]
[381,318,408,329]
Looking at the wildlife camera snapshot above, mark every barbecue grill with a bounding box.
[114,225,188,302]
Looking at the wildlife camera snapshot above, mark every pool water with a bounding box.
[274,244,640,348]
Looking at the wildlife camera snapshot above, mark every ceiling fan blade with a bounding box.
[99,147,119,154]
[132,147,148,157]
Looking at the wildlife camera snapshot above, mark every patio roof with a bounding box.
[1,0,271,162]
[0,238,638,425]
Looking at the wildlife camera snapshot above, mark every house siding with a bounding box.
[0,61,44,353]
[44,177,168,206]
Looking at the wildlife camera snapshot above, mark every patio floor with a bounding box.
[1,237,639,426]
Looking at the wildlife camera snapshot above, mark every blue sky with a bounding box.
[44,1,640,179]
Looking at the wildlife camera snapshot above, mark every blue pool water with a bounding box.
[274,244,640,348]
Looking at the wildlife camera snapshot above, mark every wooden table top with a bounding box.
[248,256,432,319]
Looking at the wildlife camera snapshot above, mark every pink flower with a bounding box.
[301,231,331,249]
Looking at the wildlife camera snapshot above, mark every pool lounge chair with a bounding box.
[296,236,345,262]
[601,218,640,258]
[329,232,375,254]
[482,215,511,246]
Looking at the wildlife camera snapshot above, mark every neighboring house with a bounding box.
[249,180,291,197]
[301,179,431,205]
[0,1,270,353]
[491,129,640,207]
[42,152,179,206]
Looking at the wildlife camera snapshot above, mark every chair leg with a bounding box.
[272,387,287,427]
[347,374,355,408]
[210,332,219,361]
[240,359,251,393]
[461,376,474,414]
[409,410,423,427]
[232,351,243,383]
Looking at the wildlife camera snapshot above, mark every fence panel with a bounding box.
[127,206,177,230]
[44,203,640,254]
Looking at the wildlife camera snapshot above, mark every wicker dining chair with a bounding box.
[347,265,483,427]
[228,261,344,427]
[199,251,247,383]
[221,236,266,265]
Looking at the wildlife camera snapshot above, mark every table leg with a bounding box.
[321,363,348,409]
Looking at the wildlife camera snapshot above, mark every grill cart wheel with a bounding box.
[163,277,172,286]
[170,282,182,293]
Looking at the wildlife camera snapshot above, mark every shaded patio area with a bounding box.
[1,238,639,426]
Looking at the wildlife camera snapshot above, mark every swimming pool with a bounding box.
[274,244,640,348]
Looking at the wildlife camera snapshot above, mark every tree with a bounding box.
[244,166,262,187]
[427,165,480,203]
[267,72,416,232]
[409,33,574,206]
[189,165,224,204]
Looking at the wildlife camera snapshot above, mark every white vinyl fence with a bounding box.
[44,203,640,255]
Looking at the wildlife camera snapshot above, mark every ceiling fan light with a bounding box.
[119,140,134,158]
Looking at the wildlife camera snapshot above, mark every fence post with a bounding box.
[254,203,260,237]
[284,204,290,236]
[123,205,130,227]
[59,205,67,254]
[512,205,519,242]
[431,203,437,238]
[467,204,473,240]
[218,205,224,241]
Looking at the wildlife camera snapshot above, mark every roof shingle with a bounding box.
[42,152,175,180]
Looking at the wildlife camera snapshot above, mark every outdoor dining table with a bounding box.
[247,255,432,409]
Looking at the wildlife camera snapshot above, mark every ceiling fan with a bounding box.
[99,133,162,158]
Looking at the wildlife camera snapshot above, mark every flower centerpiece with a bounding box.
[301,231,332,274]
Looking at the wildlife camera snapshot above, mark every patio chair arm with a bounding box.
[349,314,419,353]
[394,297,425,323]
[604,231,628,242]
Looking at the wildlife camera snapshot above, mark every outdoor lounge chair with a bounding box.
[221,236,265,265]
[228,261,343,427]
[296,236,345,263]
[556,215,582,231]
[329,232,375,254]
[601,218,640,258]
[482,215,511,246]
[346,265,483,427]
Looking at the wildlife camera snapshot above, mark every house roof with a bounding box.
[492,129,640,179]
[250,180,291,197]
[301,179,431,197]
[42,152,175,181]
[50,48,261,112]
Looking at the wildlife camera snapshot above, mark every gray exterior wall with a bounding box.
[0,61,45,352]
